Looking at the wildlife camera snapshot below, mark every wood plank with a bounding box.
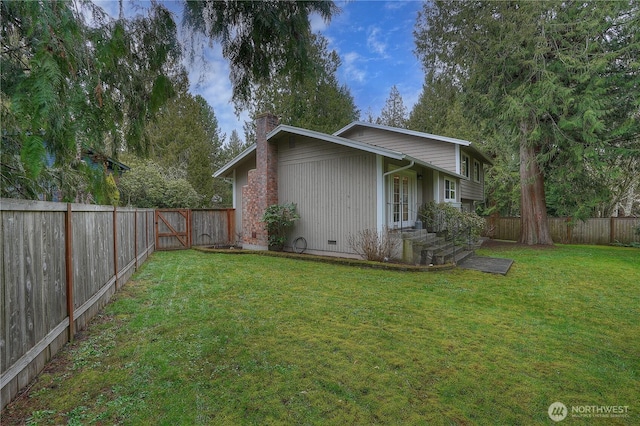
[0,210,6,373]
[9,211,26,367]
[0,318,69,388]
[0,198,68,212]
[1,204,157,409]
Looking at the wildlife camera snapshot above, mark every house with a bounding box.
[214,113,492,258]
[41,147,130,202]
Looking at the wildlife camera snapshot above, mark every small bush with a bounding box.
[262,203,300,249]
[347,227,398,262]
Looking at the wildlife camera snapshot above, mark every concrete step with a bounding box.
[454,250,474,265]
[434,244,474,265]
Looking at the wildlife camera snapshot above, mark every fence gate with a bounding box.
[155,209,191,250]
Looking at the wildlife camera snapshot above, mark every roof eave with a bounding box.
[213,144,256,178]
[404,155,466,179]
[334,121,472,146]
[268,124,405,160]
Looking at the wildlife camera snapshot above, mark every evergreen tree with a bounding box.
[249,34,359,134]
[224,130,249,160]
[145,80,224,207]
[2,0,338,202]
[1,0,182,201]
[408,73,480,141]
[377,85,408,128]
[183,0,338,109]
[363,107,376,124]
[415,1,640,244]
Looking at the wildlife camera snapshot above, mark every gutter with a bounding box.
[383,160,415,177]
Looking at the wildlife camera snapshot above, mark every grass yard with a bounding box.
[3,243,639,425]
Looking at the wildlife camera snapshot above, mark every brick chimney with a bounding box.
[242,113,279,250]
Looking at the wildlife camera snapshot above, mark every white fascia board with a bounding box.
[463,145,494,165]
[268,124,405,160]
[335,121,494,165]
[213,144,256,178]
[404,154,466,180]
[334,121,472,147]
[376,155,384,233]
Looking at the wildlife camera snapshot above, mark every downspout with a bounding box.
[383,160,415,178]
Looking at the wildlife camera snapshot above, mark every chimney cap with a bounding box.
[255,111,279,120]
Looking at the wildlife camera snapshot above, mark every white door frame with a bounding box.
[386,166,417,229]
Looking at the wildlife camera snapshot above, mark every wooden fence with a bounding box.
[156,208,235,250]
[486,216,640,244]
[0,199,155,409]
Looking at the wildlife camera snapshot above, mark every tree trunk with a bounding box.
[519,135,554,245]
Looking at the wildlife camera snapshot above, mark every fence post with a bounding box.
[113,206,119,288]
[610,216,615,244]
[65,203,75,342]
[134,209,138,270]
[226,209,234,244]
[154,210,159,251]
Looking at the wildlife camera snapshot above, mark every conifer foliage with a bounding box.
[414,1,640,243]
[377,85,408,129]
[1,0,182,201]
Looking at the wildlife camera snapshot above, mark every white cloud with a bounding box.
[343,52,367,83]
[367,26,388,57]
[310,12,329,33]
[187,45,247,142]
[384,1,407,11]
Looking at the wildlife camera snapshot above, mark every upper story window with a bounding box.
[444,178,456,201]
[461,154,470,178]
[474,160,481,182]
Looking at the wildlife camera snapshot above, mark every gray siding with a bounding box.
[276,137,377,254]
[460,179,484,201]
[341,127,457,172]
[459,149,485,202]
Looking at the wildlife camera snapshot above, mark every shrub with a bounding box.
[418,201,484,244]
[347,227,399,262]
[262,203,300,249]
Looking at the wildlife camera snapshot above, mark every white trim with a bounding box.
[333,122,493,165]
[334,121,472,147]
[269,124,405,160]
[232,169,237,208]
[376,155,384,233]
[433,170,440,203]
[473,159,481,182]
[455,145,461,175]
[386,166,417,228]
[461,152,471,179]
[214,123,470,180]
[214,144,256,177]
[444,177,457,202]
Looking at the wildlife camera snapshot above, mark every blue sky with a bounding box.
[321,1,424,122]
[94,0,426,142]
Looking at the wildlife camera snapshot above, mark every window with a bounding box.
[473,160,481,182]
[444,178,456,201]
[461,154,470,178]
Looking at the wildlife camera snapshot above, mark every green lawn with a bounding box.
[3,244,639,425]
